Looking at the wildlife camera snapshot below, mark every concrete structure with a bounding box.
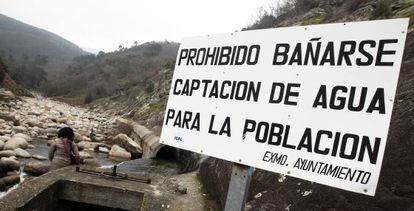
[116,118,164,159]
[0,166,173,210]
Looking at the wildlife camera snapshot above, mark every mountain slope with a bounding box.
[46,41,178,106]
[0,57,32,96]
[0,14,87,61]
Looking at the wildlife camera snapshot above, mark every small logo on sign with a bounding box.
[174,136,183,142]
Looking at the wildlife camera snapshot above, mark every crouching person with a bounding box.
[49,127,80,170]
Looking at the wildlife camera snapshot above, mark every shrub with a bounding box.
[370,0,392,19]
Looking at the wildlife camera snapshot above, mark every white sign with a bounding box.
[160,19,409,196]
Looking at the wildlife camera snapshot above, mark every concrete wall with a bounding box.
[116,118,163,159]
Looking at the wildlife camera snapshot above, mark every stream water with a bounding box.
[0,138,181,198]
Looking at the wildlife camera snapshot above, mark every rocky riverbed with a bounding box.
[0,90,215,210]
[0,90,139,194]
[0,90,122,191]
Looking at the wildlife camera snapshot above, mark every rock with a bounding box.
[77,141,102,151]
[12,126,27,134]
[0,157,20,171]
[113,133,142,157]
[57,117,68,124]
[0,136,10,142]
[37,135,48,140]
[26,119,42,127]
[97,146,110,153]
[74,132,83,143]
[13,133,31,142]
[79,151,92,159]
[0,129,12,135]
[23,161,50,176]
[45,128,58,138]
[14,148,31,158]
[109,145,131,159]
[0,150,16,157]
[47,139,55,146]
[32,154,47,161]
[50,110,60,116]
[0,174,20,187]
[0,112,19,125]
[177,184,187,194]
[27,144,35,149]
[0,89,15,101]
[4,137,28,150]
[28,111,41,116]
[0,140,4,150]
[6,170,18,176]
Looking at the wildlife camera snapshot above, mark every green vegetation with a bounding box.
[9,65,47,90]
[370,0,392,19]
[149,101,166,113]
[301,13,326,25]
[40,41,178,104]
[246,0,319,30]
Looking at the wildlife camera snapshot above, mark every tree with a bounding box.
[133,41,138,46]
[33,55,48,66]
[10,65,48,89]
[118,45,123,51]
[370,0,392,19]
[97,51,105,58]
[22,53,29,63]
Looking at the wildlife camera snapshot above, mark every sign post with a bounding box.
[224,164,254,211]
[160,18,409,201]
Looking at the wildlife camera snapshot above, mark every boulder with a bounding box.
[0,112,18,125]
[113,133,142,157]
[4,137,28,150]
[0,140,4,150]
[0,89,15,101]
[0,157,20,171]
[57,117,68,124]
[26,119,42,127]
[28,111,41,116]
[13,133,31,142]
[45,128,58,138]
[47,139,55,146]
[0,174,20,187]
[177,184,188,194]
[0,129,12,135]
[77,141,105,151]
[74,132,84,143]
[23,161,50,176]
[97,146,110,153]
[79,151,92,159]
[0,136,10,142]
[14,148,31,158]
[12,126,27,134]
[6,170,18,176]
[32,154,47,161]
[0,150,16,157]
[83,136,92,142]
[109,145,131,159]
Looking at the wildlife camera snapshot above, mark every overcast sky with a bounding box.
[0,0,276,52]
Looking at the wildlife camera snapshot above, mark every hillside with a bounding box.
[0,14,86,62]
[46,41,178,109]
[0,58,32,97]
